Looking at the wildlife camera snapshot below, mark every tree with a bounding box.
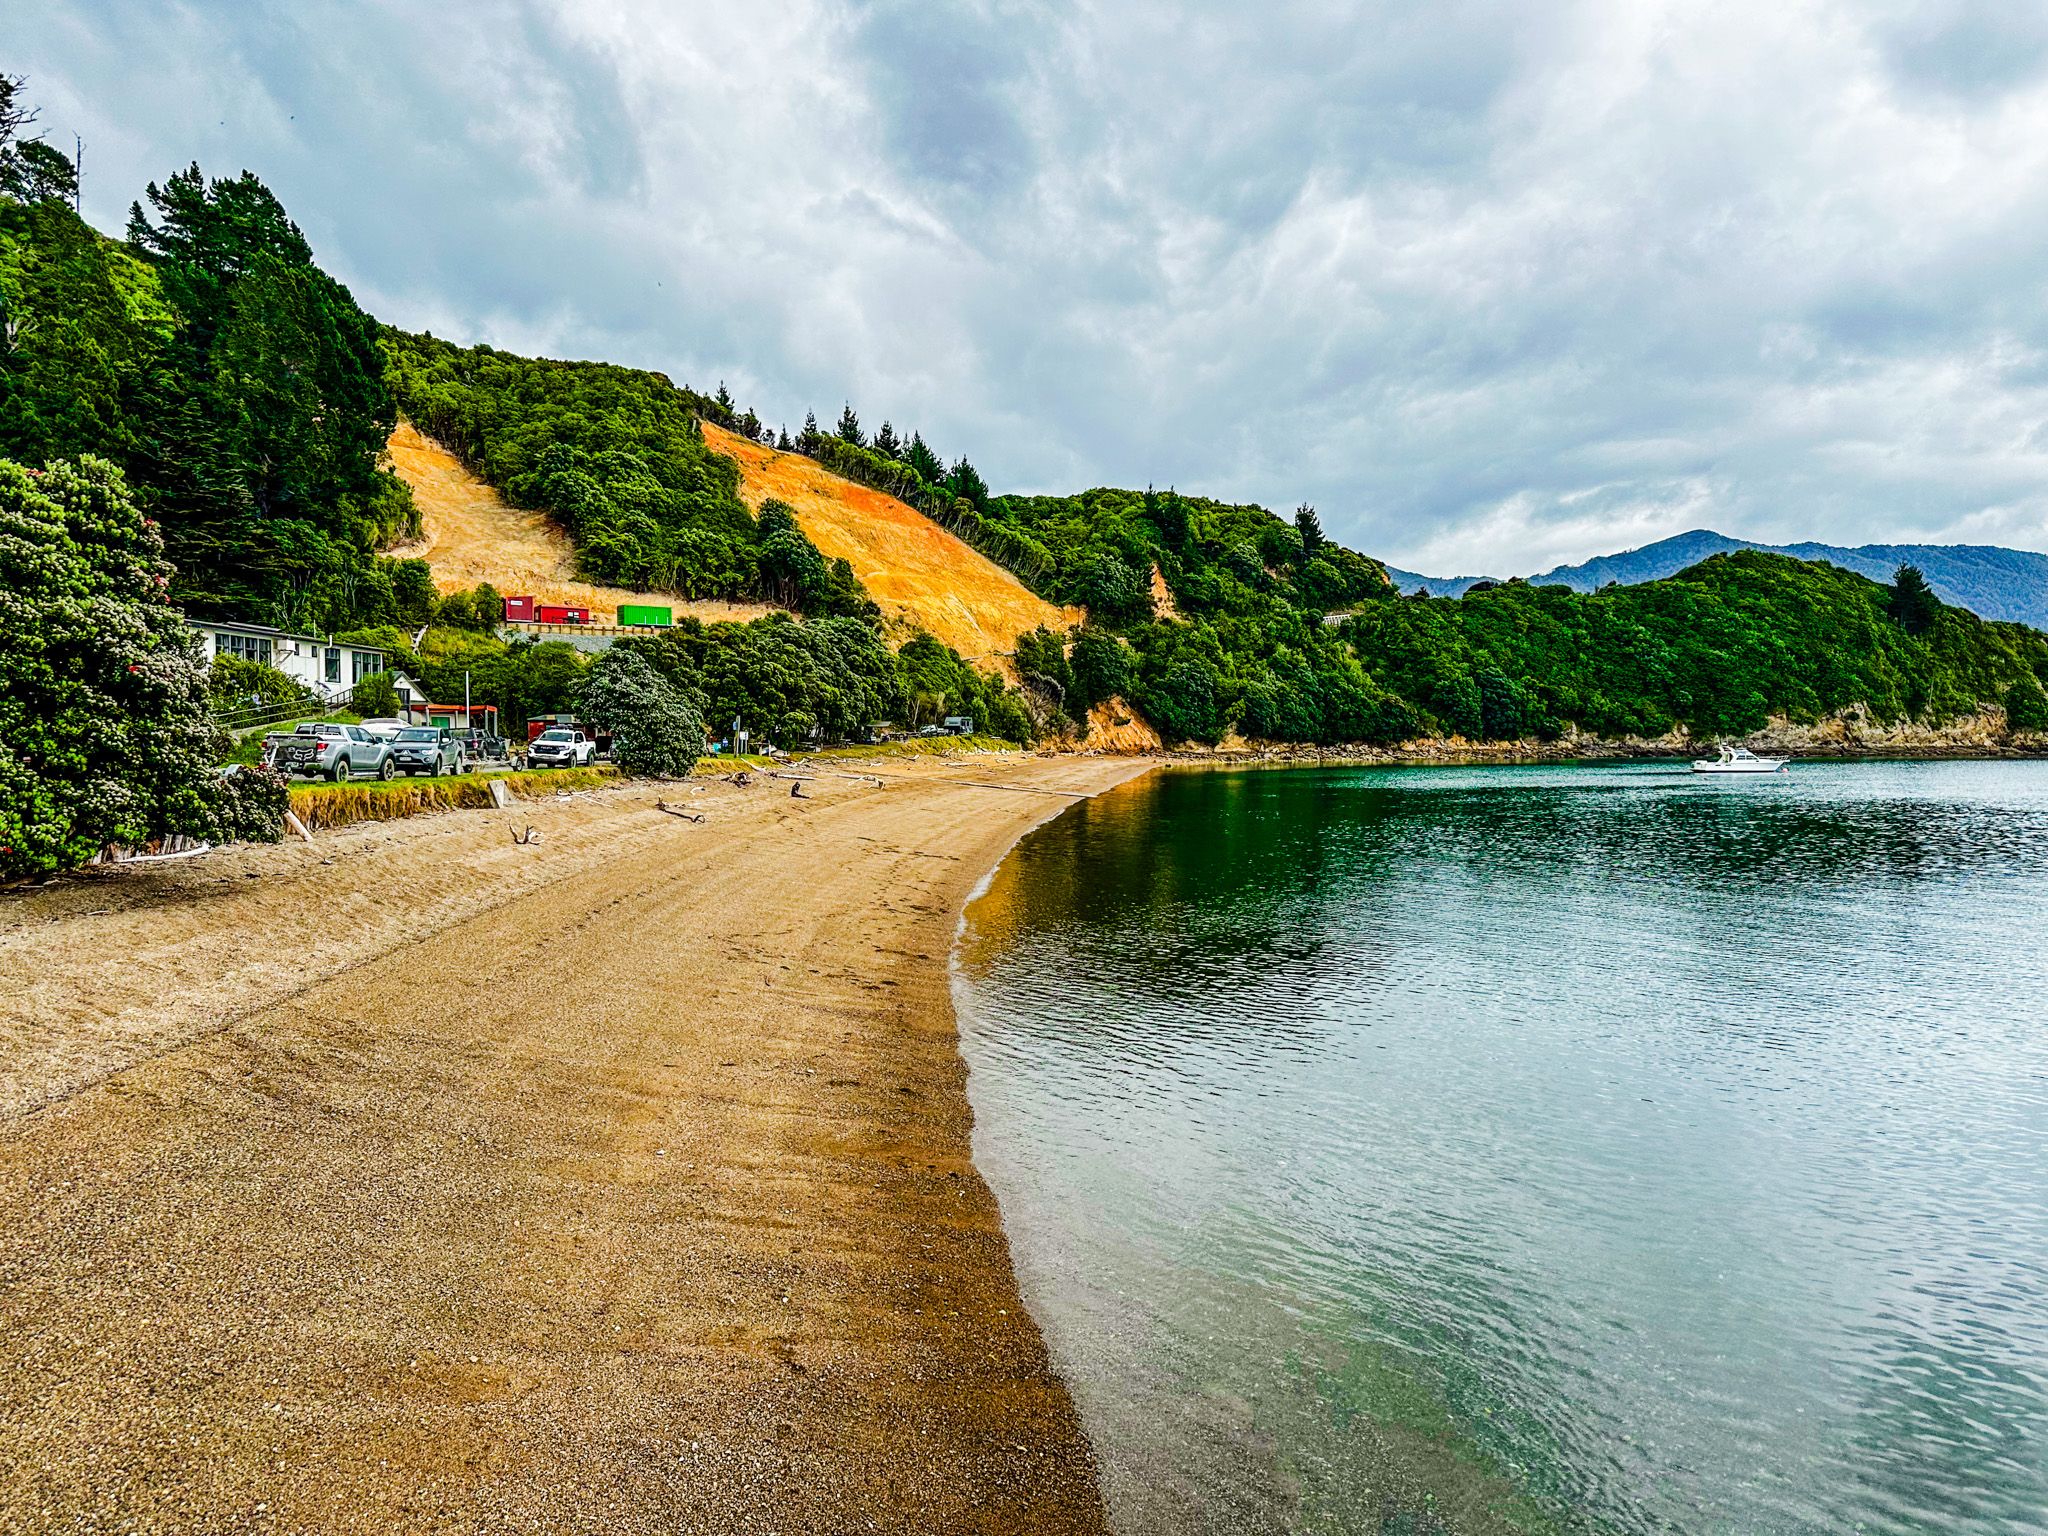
[1888,564,1941,635]
[713,381,735,421]
[1068,627,1134,711]
[2006,674,2048,735]
[3,139,77,205]
[834,403,865,447]
[0,456,278,877]
[1139,658,1223,744]
[576,647,705,776]
[797,411,822,455]
[350,670,400,718]
[391,558,436,626]
[776,425,792,451]
[943,456,989,511]
[904,432,944,485]
[1294,503,1325,557]
[873,419,901,458]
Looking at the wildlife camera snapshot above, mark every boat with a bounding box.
[1691,745,1789,774]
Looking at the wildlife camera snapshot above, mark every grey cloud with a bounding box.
[10,0,2048,574]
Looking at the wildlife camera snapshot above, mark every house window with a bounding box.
[351,651,383,683]
[325,647,341,684]
[216,632,272,665]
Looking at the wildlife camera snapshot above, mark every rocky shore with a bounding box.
[1138,706,2048,767]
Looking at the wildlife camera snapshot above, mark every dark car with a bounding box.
[389,726,466,777]
[459,729,510,763]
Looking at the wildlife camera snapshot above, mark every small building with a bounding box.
[185,619,389,703]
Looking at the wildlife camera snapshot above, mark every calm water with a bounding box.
[954,762,2048,1535]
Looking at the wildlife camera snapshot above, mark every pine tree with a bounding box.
[1888,564,1941,635]
[797,411,822,455]
[1295,503,1325,558]
[776,425,793,452]
[874,419,901,458]
[713,381,736,421]
[905,432,943,485]
[834,403,864,448]
[944,457,989,510]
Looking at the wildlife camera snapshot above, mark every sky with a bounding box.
[12,0,2048,575]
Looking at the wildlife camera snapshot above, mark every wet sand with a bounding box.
[0,754,1152,1533]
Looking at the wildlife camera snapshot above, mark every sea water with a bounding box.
[955,762,2048,1535]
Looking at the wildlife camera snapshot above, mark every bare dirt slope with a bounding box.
[386,420,775,624]
[0,754,1153,1534]
[702,422,1081,669]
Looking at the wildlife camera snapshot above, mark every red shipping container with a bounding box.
[503,594,537,622]
[535,604,589,624]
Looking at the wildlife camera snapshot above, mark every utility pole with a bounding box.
[72,135,82,214]
[464,669,472,732]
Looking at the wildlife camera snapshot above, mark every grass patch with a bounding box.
[288,765,618,831]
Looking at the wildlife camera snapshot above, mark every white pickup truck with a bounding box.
[526,727,597,768]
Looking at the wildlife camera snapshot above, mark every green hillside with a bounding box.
[3,66,2046,762]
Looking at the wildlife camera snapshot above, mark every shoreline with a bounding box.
[0,753,1153,1533]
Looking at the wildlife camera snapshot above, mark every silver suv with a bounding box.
[389,726,467,777]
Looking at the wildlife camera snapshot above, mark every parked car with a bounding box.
[388,726,466,777]
[527,727,597,767]
[460,729,510,763]
[356,717,409,742]
[915,724,947,738]
[272,722,396,781]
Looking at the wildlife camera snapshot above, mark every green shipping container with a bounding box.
[618,604,673,627]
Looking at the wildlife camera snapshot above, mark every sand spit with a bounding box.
[0,754,1151,1534]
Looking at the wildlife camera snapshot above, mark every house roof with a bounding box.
[184,617,387,657]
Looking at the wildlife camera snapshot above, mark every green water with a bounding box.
[955,762,2048,1535]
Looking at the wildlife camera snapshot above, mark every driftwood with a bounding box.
[721,770,755,787]
[654,799,705,823]
[511,824,541,845]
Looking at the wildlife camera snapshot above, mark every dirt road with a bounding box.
[0,754,1151,1534]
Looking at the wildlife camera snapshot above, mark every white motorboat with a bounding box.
[1691,745,1789,774]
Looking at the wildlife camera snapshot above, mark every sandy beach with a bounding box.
[0,753,1152,1534]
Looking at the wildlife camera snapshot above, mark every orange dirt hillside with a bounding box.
[386,419,777,625]
[701,421,1081,669]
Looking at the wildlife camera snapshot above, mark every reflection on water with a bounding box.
[956,762,2048,1535]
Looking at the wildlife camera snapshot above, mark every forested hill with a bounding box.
[1394,529,2048,628]
[6,69,2048,758]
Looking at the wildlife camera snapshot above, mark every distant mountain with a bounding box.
[1382,565,1498,597]
[1391,531,2048,628]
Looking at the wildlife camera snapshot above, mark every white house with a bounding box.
[185,619,392,704]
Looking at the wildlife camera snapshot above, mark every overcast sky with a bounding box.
[12,1,2048,573]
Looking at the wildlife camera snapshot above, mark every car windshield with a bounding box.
[397,729,439,742]
[537,730,575,742]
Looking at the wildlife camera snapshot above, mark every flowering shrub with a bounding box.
[574,648,705,778]
[0,456,276,877]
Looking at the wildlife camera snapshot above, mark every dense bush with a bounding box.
[349,670,400,718]
[0,457,260,876]
[575,649,705,777]
[200,764,289,844]
[1,83,420,634]
[208,654,312,715]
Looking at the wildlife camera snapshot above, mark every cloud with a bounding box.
[10,0,2048,573]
